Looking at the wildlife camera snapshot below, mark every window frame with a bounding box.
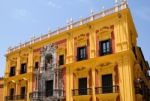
[77,46,87,61]
[99,39,112,56]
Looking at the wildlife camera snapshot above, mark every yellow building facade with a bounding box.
[4,2,150,101]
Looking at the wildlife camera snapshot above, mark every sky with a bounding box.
[0,0,150,76]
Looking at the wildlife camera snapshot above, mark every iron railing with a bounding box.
[135,87,143,95]
[5,96,15,101]
[15,95,27,100]
[72,88,92,96]
[95,85,119,94]
[30,89,65,99]
[5,95,27,101]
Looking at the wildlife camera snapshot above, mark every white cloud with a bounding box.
[47,1,61,8]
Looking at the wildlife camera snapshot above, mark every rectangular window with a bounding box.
[102,74,113,93]
[77,46,87,61]
[99,40,112,56]
[35,62,39,69]
[59,55,64,65]
[79,78,87,95]
[45,80,53,97]
[20,63,27,74]
[9,66,16,77]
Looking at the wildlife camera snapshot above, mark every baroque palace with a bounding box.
[3,1,150,101]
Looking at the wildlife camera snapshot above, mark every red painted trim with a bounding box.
[114,64,119,85]
[89,69,92,88]
[55,39,67,45]
[95,69,99,87]
[111,31,115,53]
[62,67,66,96]
[74,38,77,62]
[73,73,76,89]
[96,32,99,57]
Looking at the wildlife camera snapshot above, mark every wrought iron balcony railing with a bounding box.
[135,87,143,95]
[5,96,15,101]
[46,89,65,97]
[30,89,65,99]
[95,85,119,94]
[5,95,27,101]
[29,91,44,99]
[72,88,92,96]
[15,95,27,100]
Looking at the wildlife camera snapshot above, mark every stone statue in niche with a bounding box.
[40,43,56,70]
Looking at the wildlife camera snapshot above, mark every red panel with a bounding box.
[96,97,100,101]
[62,67,66,96]
[95,69,99,87]
[116,95,120,101]
[89,69,92,88]
[111,31,115,54]
[90,96,93,101]
[96,31,100,57]
[74,37,77,62]
[114,64,119,85]
[55,39,67,45]
[73,73,76,89]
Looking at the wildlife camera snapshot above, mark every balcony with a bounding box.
[5,95,27,101]
[72,88,92,100]
[95,86,119,100]
[5,96,15,101]
[29,91,44,100]
[29,89,65,100]
[72,88,92,96]
[135,87,143,95]
[15,95,27,100]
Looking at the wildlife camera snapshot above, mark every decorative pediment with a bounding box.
[75,33,89,47]
[97,25,114,41]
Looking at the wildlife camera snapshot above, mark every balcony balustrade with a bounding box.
[29,89,65,100]
[72,88,92,96]
[5,95,27,101]
[95,85,119,94]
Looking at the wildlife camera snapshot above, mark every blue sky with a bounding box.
[0,0,150,76]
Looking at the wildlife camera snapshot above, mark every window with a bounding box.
[102,74,113,93]
[20,87,26,99]
[9,66,15,77]
[45,80,53,97]
[77,46,87,61]
[100,40,112,56]
[79,78,87,95]
[20,63,27,74]
[59,55,64,65]
[35,62,39,69]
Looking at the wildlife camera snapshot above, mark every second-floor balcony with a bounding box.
[5,95,27,101]
[95,85,119,94]
[29,89,65,100]
[95,85,119,100]
[72,88,92,96]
